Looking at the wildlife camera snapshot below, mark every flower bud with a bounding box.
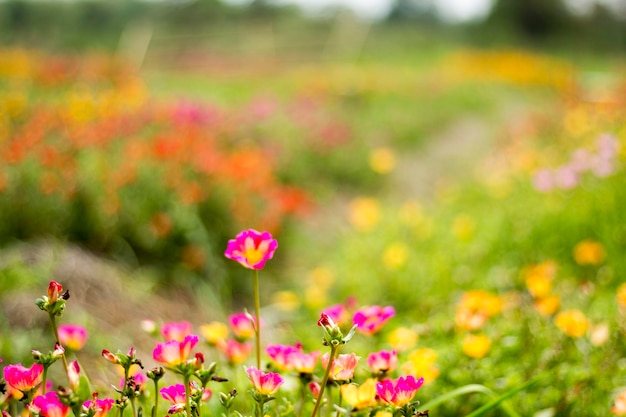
[146,367,165,381]
[102,349,120,364]
[48,281,63,304]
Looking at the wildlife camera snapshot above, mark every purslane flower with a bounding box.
[376,375,424,407]
[367,350,398,374]
[161,321,194,342]
[29,392,70,417]
[199,322,229,346]
[265,344,301,371]
[153,334,199,366]
[353,305,395,335]
[229,312,258,340]
[219,339,252,365]
[340,379,378,410]
[58,324,88,351]
[321,353,360,381]
[83,397,115,417]
[3,363,44,398]
[224,229,278,270]
[245,367,284,396]
[160,384,187,414]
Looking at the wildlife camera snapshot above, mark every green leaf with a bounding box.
[464,375,545,417]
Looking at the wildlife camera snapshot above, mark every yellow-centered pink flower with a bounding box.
[245,367,284,395]
[224,229,278,270]
[58,324,88,351]
[153,334,199,366]
[376,375,424,407]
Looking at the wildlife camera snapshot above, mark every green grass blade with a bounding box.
[419,384,496,410]
[464,375,544,417]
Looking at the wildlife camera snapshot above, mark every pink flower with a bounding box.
[58,324,88,351]
[290,350,320,374]
[367,350,398,374]
[224,229,278,270]
[376,375,424,407]
[30,392,70,417]
[161,321,193,342]
[160,384,187,414]
[246,367,284,395]
[229,312,258,340]
[83,398,115,417]
[309,382,321,398]
[3,363,44,397]
[153,334,199,366]
[532,168,554,193]
[321,353,360,381]
[322,304,349,326]
[265,344,301,371]
[67,361,81,390]
[352,305,395,335]
[218,339,252,365]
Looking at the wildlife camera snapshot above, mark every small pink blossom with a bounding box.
[30,392,70,417]
[160,384,187,414]
[224,229,278,270]
[352,305,395,335]
[58,324,88,351]
[246,367,284,395]
[67,361,80,390]
[229,313,258,340]
[376,375,424,407]
[161,321,193,342]
[321,353,360,381]
[291,350,320,374]
[309,382,321,398]
[219,339,252,365]
[532,168,554,193]
[321,304,349,326]
[554,166,578,189]
[265,344,301,371]
[153,334,199,366]
[3,363,44,396]
[367,350,398,374]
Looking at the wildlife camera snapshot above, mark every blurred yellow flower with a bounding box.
[348,197,381,232]
[455,290,502,330]
[387,326,418,352]
[402,348,439,384]
[452,214,476,242]
[398,200,423,227]
[617,283,626,308]
[199,321,229,346]
[524,260,557,298]
[304,285,327,309]
[369,147,396,174]
[573,239,606,266]
[533,294,561,316]
[374,412,393,417]
[555,309,589,338]
[271,291,300,312]
[462,333,491,358]
[308,266,334,289]
[340,379,378,409]
[382,242,409,270]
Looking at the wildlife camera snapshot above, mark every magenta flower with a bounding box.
[229,312,258,340]
[322,304,349,326]
[83,398,115,417]
[352,305,395,335]
[321,353,360,381]
[160,384,187,414]
[153,334,199,366]
[161,321,194,342]
[58,324,88,351]
[376,375,424,407]
[246,367,284,395]
[265,344,301,371]
[290,350,320,374]
[224,229,278,270]
[367,350,398,374]
[3,363,44,397]
[219,339,252,365]
[30,392,70,417]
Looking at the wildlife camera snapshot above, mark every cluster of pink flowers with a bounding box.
[532,133,620,192]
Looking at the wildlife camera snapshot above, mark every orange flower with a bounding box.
[616,283,626,309]
[462,334,491,358]
[573,239,606,266]
[523,260,557,298]
[555,309,589,338]
[533,294,561,316]
[455,290,502,330]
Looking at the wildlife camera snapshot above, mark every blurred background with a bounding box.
[0,1,625,415]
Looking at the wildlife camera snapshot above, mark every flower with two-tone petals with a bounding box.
[160,384,187,414]
[376,375,424,407]
[153,335,199,366]
[58,324,88,351]
[229,313,258,340]
[340,379,378,410]
[321,353,360,381]
[367,350,398,374]
[224,229,278,270]
[29,392,70,417]
[83,397,115,417]
[353,306,395,335]
[3,363,44,399]
[161,321,194,342]
[246,367,284,396]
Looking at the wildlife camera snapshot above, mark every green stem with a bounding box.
[253,269,262,370]
[310,344,339,417]
[152,379,159,417]
[48,313,70,382]
[184,375,192,417]
[42,367,49,395]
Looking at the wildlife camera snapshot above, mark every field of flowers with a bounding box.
[0,42,625,417]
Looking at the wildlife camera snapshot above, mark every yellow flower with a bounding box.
[452,214,476,242]
[348,197,381,232]
[462,333,491,358]
[199,322,229,346]
[369,147,396,174]
[374,412,393,417]
[455,290,502,330]
[523,260,557,298]
[340,379,378,409]
[402,348,439,384]
[271,291,300,312]
[573,239,606,266]
[398,200,423,227]
[555,309,589,338]
[309,266,334,289]
[533,294,561,316]
[387,327,418,352]
[617,283,626,309]
[382,242,409,270]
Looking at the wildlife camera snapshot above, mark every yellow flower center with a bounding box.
[244,248,264,266]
